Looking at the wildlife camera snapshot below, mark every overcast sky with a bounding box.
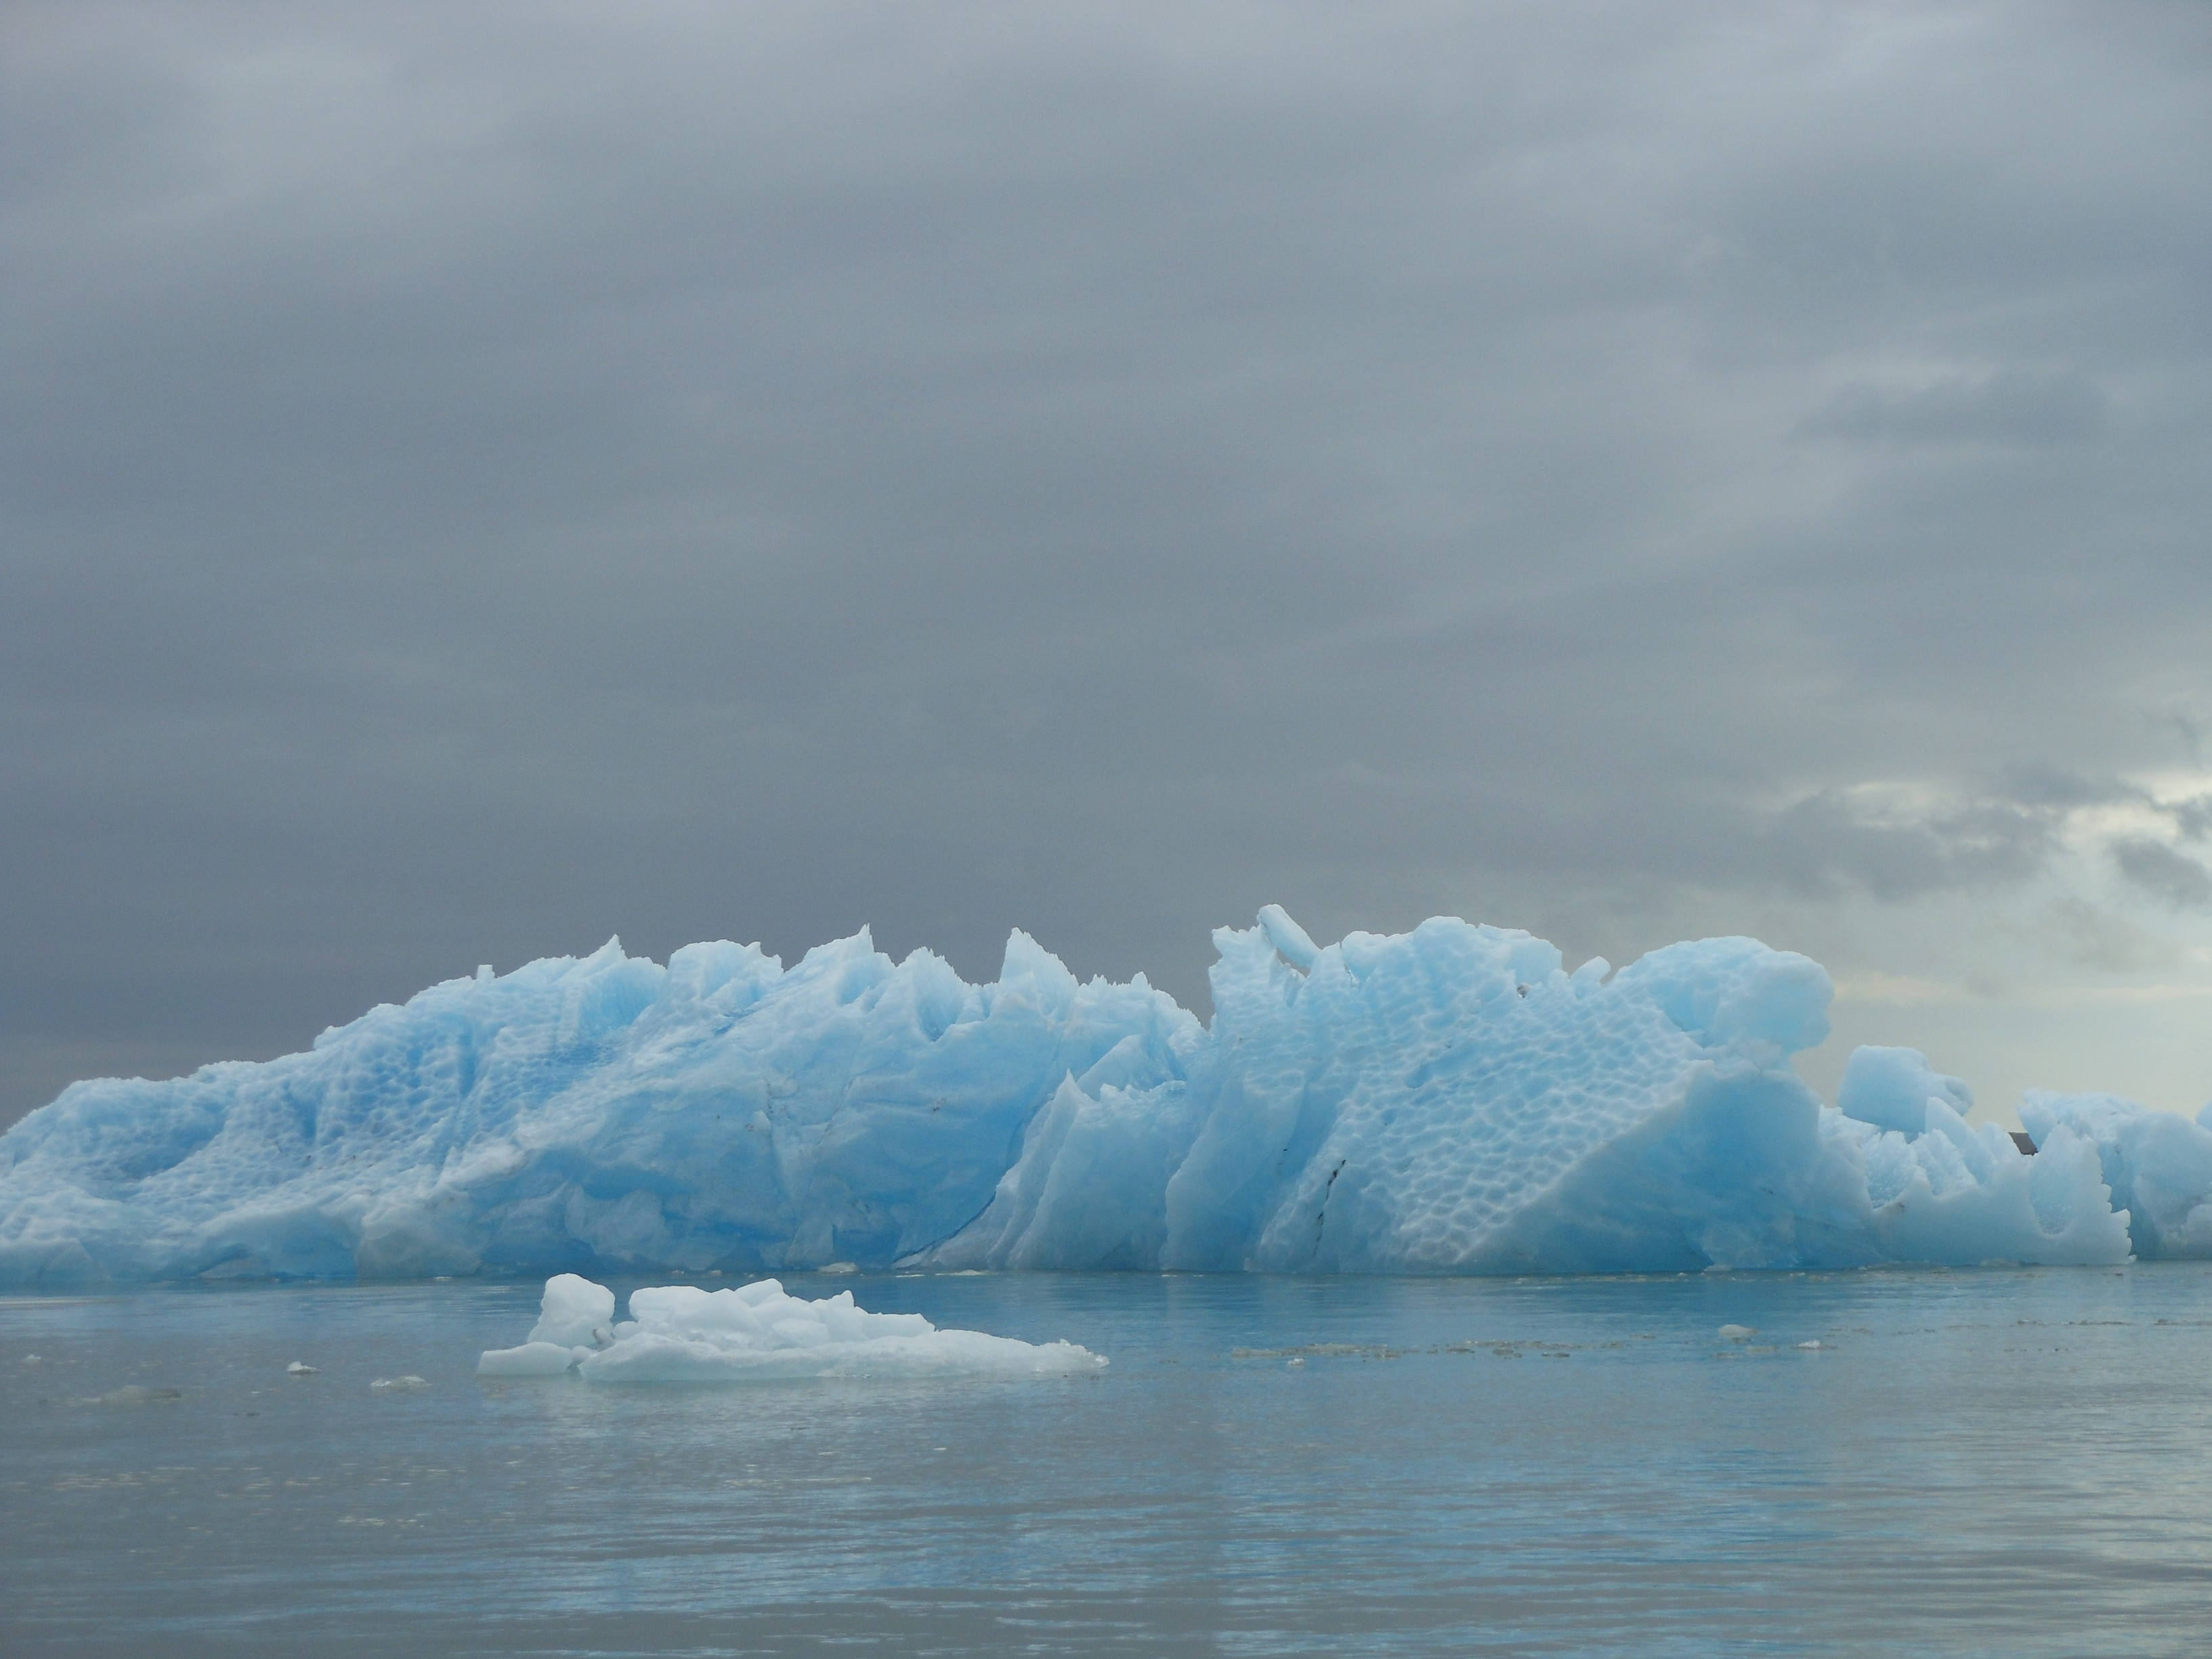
[5,1,2209,1130]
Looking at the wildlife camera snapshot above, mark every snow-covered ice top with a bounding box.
[1,910,2207,1283]
[476,1272,1105,1381]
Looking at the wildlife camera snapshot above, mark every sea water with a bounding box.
[5,1266,2210,1657]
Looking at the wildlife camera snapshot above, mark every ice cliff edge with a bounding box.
[3,909,2207,1283]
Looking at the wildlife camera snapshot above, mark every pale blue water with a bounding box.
[5,1265,2209,1657]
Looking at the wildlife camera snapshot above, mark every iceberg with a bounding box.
[1,909,2204,1284]
[476,1272,1105,1381]
[2020,1091,2212,1259]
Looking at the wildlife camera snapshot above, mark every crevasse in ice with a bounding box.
[1,907,2205,1283]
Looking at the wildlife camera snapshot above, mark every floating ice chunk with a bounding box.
[1837,1046,1973,1137]
[526,1274,616,1347]
[370,1375,429,1391]
[480,1274,1105,1383]
[477,1274,620,1373]
[285,1360,317,1375]
[1718,1324,1756,1340]
[100,1385,181,1405]
[476,1340,585,1378]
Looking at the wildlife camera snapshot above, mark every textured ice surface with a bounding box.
[1837,1045,1974,1137]
[2020,1091,2212,1259]
[477,1274,1106,1381]
[0,910,2202,1282]
[526,1272,615,1347]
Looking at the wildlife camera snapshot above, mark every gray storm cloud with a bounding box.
[3,1,2209,1125]
[2112,839,2212,911]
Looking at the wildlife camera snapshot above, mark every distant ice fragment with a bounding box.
[370,1375,429,1391]
[478,1274,1107,1382]
[1719,1324,1756,1340]
[99,1385,181,1405]
[285,1360,317,1375]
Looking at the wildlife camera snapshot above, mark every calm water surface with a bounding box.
[4,1265,2209,1656]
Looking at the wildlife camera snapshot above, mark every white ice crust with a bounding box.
[476,1273,1105,1381]
[2,910,2206,1282]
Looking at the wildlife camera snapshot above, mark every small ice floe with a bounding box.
[98,1385,182,1406]
[474,1341,580,1377]
[818,1262,861,1276]
[1796,1341,1827,1350]
[285,1361,318,1375]
[1287,1357,1305,1368]
[477,1272,1107,1383]
[20,1353,40,1365]
[370,1375,429,1391]
[1718,1324,1757,1340]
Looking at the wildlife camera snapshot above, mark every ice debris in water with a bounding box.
[98,1385,182,1406]
[285,1360,317,1375]
[0,909,2206,1282]
[370,1375,429,1391]
[476,1272,1107,1381]
[1719,1325,1757,1341]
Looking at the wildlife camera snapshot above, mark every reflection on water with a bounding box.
[5,1266,2210,1656]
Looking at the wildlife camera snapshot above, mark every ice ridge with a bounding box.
[1,911,2205,1284]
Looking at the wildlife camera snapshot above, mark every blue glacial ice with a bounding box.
[476,1272,1105,1381]
[2,907,2207,1284]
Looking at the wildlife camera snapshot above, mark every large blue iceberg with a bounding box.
[3,908,2207,1283]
